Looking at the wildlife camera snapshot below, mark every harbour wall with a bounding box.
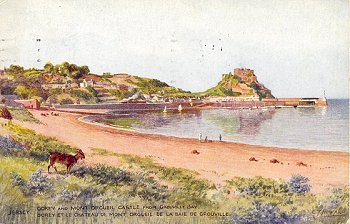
[54,98,326,113]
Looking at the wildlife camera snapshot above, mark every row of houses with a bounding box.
[41,82,79,89]
[207,96,260,102]
[41,79,134,91]
[144,94,201,103]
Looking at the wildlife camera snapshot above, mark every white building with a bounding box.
[80,79,94,88]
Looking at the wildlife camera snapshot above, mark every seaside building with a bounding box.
[262,98,327,107]
[41,82,69,90]
[70,83,79,88]
[207,96,260,102]
[14,99,41,109]
[150,95,166,103]
[94,81,111,88]
[80,79,94,88]
[94,81,117,90]
[42,81,80,90]
[116,84,131,91]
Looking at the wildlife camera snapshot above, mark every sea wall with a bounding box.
[54,98,326,113]
[55,102,200,112]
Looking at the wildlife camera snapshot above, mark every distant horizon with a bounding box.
[0,0,348,98]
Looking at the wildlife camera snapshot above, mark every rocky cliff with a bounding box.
[203,68,274,99]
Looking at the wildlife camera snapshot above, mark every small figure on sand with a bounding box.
[205,136,208,143]
[199,133,202,142]
[219,134,222,141]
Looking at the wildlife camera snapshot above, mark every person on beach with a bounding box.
[199,133,202,142]
[205,136,208,143]
[219,134,222,141]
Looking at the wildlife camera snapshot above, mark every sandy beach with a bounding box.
[16,109,349,193]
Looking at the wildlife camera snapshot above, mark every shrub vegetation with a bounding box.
[0,125,347,224]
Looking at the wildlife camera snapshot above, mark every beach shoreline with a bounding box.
[78,114,348,153]
[16,109,349,193]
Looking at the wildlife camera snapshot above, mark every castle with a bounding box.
[233,68,257,83]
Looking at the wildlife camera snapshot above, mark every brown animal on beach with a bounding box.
[191,150,200,155]
[249,157,258,162]
[296,161,308,167]
[48,149,85,174]
[270,158,280,164]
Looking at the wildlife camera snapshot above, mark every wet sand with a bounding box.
[16,110,349,193]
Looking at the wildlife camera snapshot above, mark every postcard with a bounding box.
[0,1,348,224]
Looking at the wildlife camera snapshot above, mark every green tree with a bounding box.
[60,61,70,77]
[86,86,97,97]
[80,65,90,75]
[14,86,40,99]
[68,64,79,73]
[102,72,111,78]
[53,64,61,74]
[14,86,29,99]
[71,71,82,79]
[0,79,15,95]
[8,64,24,75]
[68,64,81,79]
[44,62,54,73]
[60,98,74,105]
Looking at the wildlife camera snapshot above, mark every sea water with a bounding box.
[104,99,349,151]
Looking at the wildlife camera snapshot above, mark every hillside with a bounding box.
[107,74,139,86]
[2,62,274,104]
[124,75,191,97]
[83,73,191,101]
[201,68,274,99]
[1,62,190,104]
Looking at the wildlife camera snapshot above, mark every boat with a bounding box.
[163,106,167,113]
[178,104,183,112]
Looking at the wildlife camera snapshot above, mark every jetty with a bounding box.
[206,97,327,110]
[52,97,327,114]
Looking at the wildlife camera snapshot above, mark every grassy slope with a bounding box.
[198,73,274,98]
[7,107,41,123]
[0,125,225,224]
[0,119,348,223]
[126,76,192,97]
[199,74,245,97]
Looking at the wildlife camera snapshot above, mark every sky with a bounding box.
[0,0,348,98]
